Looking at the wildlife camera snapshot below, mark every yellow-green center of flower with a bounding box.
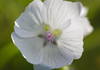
[43,24,62,45]
[38,24,62,46]
[43,24,62,37]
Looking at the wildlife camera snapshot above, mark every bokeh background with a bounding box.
[0,0,100,70]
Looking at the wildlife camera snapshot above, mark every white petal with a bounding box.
[79,3,88,17]
[26,0,46,24]
[11,32,44,64]
[58,38,83,59]
[44,0,72,29]
[41,44,73,68]
[14,24,43,38]
[58,18,84,59]
[68,2,88,17]
[70,17,93,36]
[15,0,46,37]
[44,0,83,29]
[77,17,93,36]
[63,1,82,18]
[14,26,34,38]
[44,0,65,28]
[63,18,84,39]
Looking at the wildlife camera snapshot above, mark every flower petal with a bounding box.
[41,44,73,68]
[15,0,46,37]
[14,24,43,38]
[70,17,93,36]
[44,0,65,29]
[79,3,88,17]
[63,2,81,18]
[11,32,44,64]
[67,2,88,17]
[58,18,84,59]
[77,17,93,36]
[58,38,83,59]
[44,0,84,30]
[26,0,47,24]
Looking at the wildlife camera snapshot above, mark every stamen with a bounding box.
[52,29,62,37]
[44,24,50,31]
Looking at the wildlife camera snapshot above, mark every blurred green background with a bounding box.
[0,0,100,70]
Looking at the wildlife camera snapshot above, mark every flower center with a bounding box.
[45,32,54,42]
[38,24,62,46]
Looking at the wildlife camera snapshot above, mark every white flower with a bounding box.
[11,0,93,69]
